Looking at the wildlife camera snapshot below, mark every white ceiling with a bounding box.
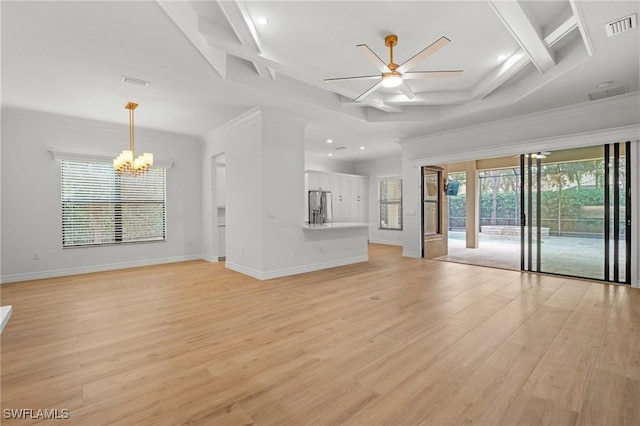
[2,1,638,163]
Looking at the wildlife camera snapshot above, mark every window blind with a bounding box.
[379,178,403,230]
[61,160,166,247]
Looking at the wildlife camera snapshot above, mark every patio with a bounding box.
[437,231,626,281]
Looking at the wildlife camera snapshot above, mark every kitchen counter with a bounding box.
[303,222,369,230]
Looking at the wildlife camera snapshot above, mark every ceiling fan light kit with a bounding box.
[381,72,403,88]
[324,33,463,101]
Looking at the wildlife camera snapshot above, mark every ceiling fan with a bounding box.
[324,34,463,102]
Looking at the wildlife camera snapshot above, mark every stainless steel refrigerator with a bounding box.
[308,190,333,225]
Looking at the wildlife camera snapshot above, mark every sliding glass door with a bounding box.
[520,143,631,283]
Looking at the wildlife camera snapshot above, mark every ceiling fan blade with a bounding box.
[403,70,464,79]
[397,81,416,100]
[324,75,381,83]
[397,36,450,74]
[353,80,384,102]
[357,44,391,73]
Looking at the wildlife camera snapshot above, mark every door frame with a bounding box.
[519,142,632,284]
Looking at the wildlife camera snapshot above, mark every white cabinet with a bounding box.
[354,177,368,199]
[334,196,348,221]
[307,171,331,190]
[305,171,368,223]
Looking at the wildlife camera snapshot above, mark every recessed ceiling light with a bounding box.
[326,139,333,144]
[495,55,507,61]
[359,146,365,150]
[597,81,613,89]
[328,153,333,157]
[257,17,269,25]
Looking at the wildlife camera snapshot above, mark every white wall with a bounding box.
[201,108,262,267]
[305,158,357,174]
[202,107,368,280]
[399,94,640,286]
[355,156,403,246]
[1,109,202,282]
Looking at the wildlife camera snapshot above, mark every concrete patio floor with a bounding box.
[437,231,627,282]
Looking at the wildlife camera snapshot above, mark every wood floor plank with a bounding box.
[607,285,640,332]
[421,341,543,425]
[181,402,256,426]
[0,243,637,425]
[595,329,640,380]
[520,328,602,412]
[498,391,580,426]
[507,305,572,351]
[577,368,640,426]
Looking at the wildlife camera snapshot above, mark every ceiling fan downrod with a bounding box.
[384,34,399,71]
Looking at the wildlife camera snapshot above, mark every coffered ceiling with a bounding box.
[2,1,638,162]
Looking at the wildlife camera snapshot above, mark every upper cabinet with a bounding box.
[307,171,331,190]
[305,171,369,223]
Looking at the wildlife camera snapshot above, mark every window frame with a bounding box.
[60,158,167,248]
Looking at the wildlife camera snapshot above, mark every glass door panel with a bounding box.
[520,143,631,284]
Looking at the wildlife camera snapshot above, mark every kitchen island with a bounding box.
[303,222,369,230]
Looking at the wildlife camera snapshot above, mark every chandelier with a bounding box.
[113,102,153,175]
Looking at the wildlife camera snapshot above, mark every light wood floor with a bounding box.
[1,244,638,425]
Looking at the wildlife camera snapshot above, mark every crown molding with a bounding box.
[407,124,640,167]
[203,106,262,141]
[2,107,200,144]
[399,92,640,147]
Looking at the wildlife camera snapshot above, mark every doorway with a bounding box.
[213,154,226,260]
[437,143,633,284]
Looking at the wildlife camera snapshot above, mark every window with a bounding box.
[61,160,166,247]
[379,178,403,230]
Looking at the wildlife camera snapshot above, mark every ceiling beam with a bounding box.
[217,0,262,53]
[155,0,227,78]
[217,0,275,80]
[569,0,595,56]
[472,50,531,100]
[340,96,404,114]
[487,0,555,73]
[544,15,578,47]
[386,91,471,105]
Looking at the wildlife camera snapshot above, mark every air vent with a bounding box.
[588,86,627,101]
[121,76,150,87]
[333,146,347,150]
[605,14,636,37]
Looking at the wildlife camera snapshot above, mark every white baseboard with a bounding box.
[369,238,403,246]
[0,254,204,284]
[224,262,264,280]
[1,306,12,334]
[201,255,220,263]
[226,255,369,281]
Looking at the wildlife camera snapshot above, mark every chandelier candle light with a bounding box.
[114,102,153,175]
